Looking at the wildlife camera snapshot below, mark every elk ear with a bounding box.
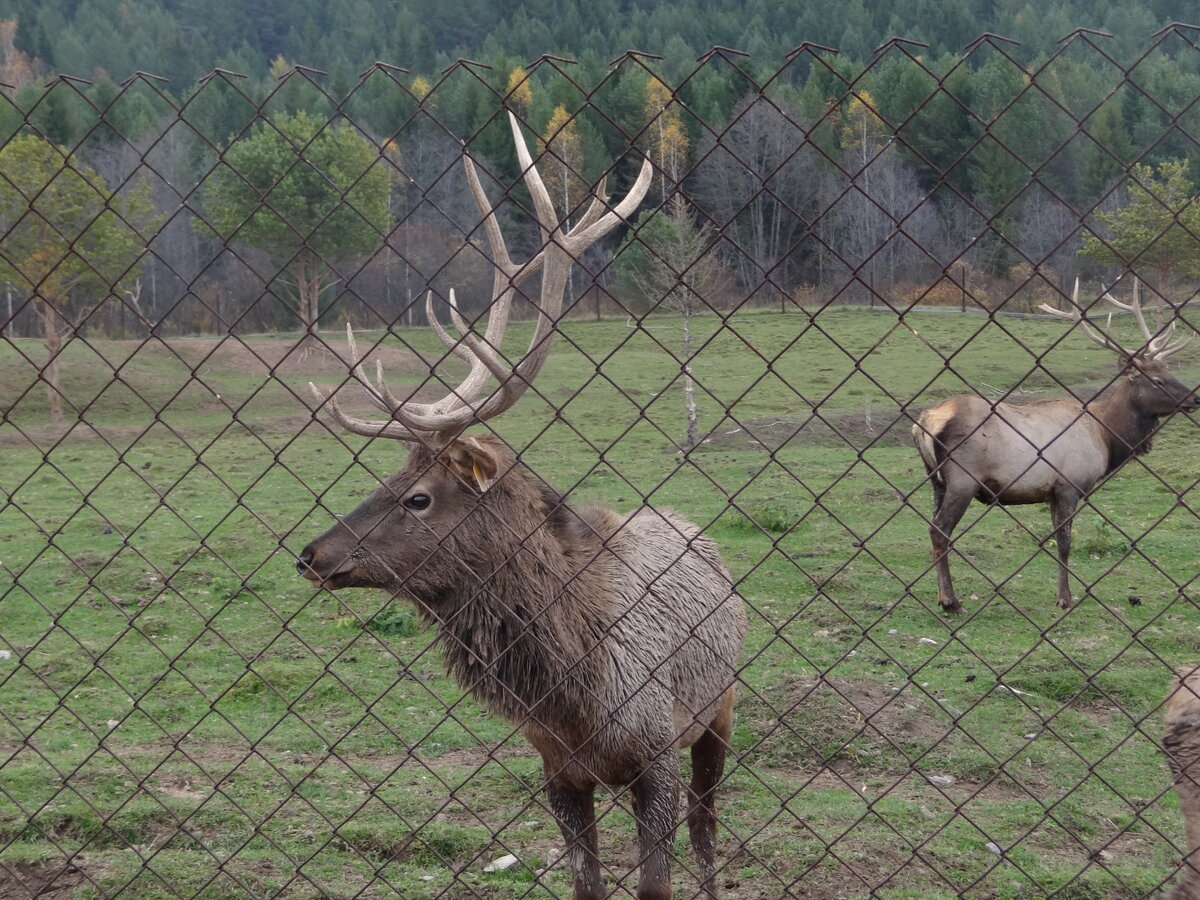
[445,436,501,492]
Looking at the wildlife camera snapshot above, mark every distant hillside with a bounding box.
[1,0,1199,88]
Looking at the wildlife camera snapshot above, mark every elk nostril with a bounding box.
[297,549,315,576]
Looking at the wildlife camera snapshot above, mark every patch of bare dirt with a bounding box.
[743,676,954,774]
[0,859,87,900]
[0,421,120,448]
[806,676,953,750]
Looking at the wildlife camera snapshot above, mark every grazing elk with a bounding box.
[913,283,1197,612]
[297,113,746,900]
[1165,665,1200,899]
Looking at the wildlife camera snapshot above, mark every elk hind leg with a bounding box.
[1049,488,1081,609]
[688,690,734,898]
[631,753,681,900]
[546,777,604,900]
[930,485,974,613]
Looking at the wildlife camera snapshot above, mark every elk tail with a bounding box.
[912,414,946,487]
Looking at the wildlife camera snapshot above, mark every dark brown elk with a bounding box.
[913,283,1197,612]
[1164,665,1200,899]
[297,114,746,900]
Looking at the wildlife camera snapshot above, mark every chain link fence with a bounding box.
[4,27,1200,899]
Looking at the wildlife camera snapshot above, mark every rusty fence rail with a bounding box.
[3,29,1200,899]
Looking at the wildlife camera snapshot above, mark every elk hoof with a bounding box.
[1056,596,1073,610]
[940,598,964,614]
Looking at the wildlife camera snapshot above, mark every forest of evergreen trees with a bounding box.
[5,0,1200,87]
[1,0,1200,338]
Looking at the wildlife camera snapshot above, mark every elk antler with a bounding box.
[1097,278,1193,361]
[311,111,654,443]
[1039,277,1194,361]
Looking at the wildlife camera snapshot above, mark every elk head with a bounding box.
[297,112,652,601]
[1039,278,1199,417]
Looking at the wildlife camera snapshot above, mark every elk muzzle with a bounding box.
[295,546,319,581]
[296,528,361,589]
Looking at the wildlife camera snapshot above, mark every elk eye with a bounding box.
[404,493,431,510]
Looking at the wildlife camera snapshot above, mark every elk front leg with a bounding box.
[632,755,681,900]
[546,777,603,900]
[930,486,973,613]
[688,691,734,899]
[1049,487,1081,609]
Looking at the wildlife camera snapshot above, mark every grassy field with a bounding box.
[2,306,1200,898]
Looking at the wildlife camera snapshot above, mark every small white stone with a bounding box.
[1025,733,1037,740]
[918,637,939,646]
[0,650,10,660]
[986,842,1002,855]
[484,853,519,873]
[106,719,120,730]
[419,875,434,882]
[928,774,956,787]
[888,629,898,635]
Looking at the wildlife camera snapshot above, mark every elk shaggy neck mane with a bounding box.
[1091,378,1163,470]
[403,449,620,731]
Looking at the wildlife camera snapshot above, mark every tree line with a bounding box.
[4,0,1200,91]
[3,21,1200,424]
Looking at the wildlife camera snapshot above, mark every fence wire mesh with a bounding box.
[4,27,1200,900]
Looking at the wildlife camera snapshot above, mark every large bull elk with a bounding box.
[297,113,746,900]
[912,283,1197,611]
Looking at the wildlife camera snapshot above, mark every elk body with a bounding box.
[1164,665,1200,899]
[297,114,746,900]
[913,286,1196,612]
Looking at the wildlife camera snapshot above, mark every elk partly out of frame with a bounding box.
[1164,665,1200,899]
[913,281,1197,612]
[298,113,746,900]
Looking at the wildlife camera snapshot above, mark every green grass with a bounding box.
[2,307,1199,897]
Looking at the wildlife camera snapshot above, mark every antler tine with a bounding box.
[439,289,516,388]
[1098,278,1156,344]
[1150,325,1194,360]
[508,111,559,240]
[308,325,427,442]
[424,111,651,425]
[564,154,655,253]
[1039,277,1137,357]
[421,142,551,419]
[1097,278,1195,360]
